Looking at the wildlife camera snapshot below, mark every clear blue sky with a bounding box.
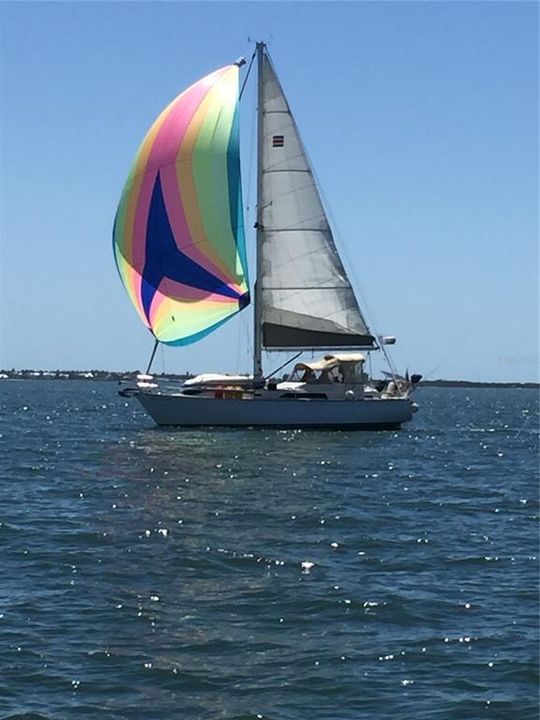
[1,1,538,382]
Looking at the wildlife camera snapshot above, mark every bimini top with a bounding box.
[113,64,250,346]
[294,353,365,373]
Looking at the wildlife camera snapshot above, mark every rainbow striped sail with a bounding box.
[113,65,250,346]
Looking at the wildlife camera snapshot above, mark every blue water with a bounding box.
[0,380,538,719]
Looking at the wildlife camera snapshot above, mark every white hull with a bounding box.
[134,392,413,430]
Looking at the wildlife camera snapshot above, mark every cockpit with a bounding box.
[289,353,367,386]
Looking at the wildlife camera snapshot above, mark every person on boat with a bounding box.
[300,368,316,383]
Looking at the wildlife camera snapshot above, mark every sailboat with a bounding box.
[113,43,421,429]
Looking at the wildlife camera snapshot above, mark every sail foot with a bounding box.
[263,322,375,349]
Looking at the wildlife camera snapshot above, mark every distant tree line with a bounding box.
[0,369,194,381]
[0,370,536,388]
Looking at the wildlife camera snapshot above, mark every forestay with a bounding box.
[258,52,374,349]
[113,65,250,346]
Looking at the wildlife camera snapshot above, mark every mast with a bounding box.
[253,41,265,380]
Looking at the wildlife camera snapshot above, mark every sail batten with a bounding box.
[258,51,374,350]
[113,65,250,346]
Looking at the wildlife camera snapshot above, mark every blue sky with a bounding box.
[1,1,538,381]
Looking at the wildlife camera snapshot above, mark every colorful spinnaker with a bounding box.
[113,65,250,346]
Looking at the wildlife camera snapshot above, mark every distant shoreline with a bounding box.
[417,380,538,389]
[0,370,537,389]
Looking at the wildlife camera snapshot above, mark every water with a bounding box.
[1,380,538,719]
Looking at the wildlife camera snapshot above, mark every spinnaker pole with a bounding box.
[145,339,159,375]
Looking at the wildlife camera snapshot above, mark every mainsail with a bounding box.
[258,52,375,349]
[113,65,250,346]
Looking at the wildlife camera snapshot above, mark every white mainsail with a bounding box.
[258,52,375,349]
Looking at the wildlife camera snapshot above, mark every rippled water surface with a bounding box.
[1,380,538,719]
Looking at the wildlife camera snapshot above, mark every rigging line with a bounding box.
[241,47,256,368]
[160,342,165,374]
[239,50,256,100]
[378,336,398,384]
[265,351,302,380]
[234,312,242,373]
[308,151,379,335]
[244,61,257,244]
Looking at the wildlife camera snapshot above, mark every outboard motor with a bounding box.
[411,374,422,385]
